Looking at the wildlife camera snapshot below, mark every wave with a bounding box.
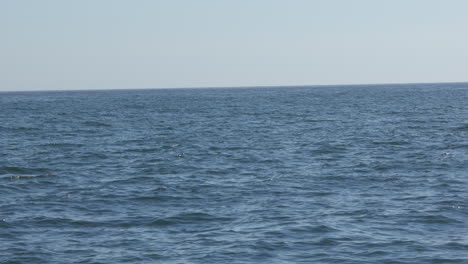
[82,121,112,127]
[0,166,51,176]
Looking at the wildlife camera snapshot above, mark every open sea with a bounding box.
[1,83,468,264]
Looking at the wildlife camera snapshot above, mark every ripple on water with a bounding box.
[0,166,50,176]
[152,212,234,226]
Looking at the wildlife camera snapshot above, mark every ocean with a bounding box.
[1,83,467,263]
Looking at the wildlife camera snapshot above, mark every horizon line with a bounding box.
[1,81,467,93]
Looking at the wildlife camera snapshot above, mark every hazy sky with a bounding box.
[1,0,467,91]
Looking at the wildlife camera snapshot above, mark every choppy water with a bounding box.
[1,83,468,263]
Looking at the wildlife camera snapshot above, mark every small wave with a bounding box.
[162,144,179,149]
[303,119,335,123]
[424,258,468,263]
[393,195,428,201]
[409,214,462,224]
[150,212,233,226]
[304,191,335,197]
[451,144,468,149]
[2,256,48,264]
[23,216,169,229]
[82,121,112,127]
[79,153,108,159]
[0,126,41,132]
[0,219,10,228]
[149,218,175,226]
[104,177,160,185]
[205,169,231,175]
[18,216,102,228]
[355,250,389,258]
[18,213,233,229]
[131,195,188,202]
[125,147,160,153]
[372,141,410,146]
[444,242,468,249]
[314,237,343,246]
[38,142,85,148]
[6,173,57,180]
[455,124,468,131]
[0,166,50,176]
[289,224,337,233]
[315,146,348,154]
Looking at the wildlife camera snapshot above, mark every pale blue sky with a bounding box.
[1,0,467,91]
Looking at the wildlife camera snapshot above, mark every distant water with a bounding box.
[1,83,468,264]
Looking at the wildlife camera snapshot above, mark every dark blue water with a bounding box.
[1,83,468,263]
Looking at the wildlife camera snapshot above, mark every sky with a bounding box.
[1,0,467,91]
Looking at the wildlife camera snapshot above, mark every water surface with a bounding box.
[1,83,468,263]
